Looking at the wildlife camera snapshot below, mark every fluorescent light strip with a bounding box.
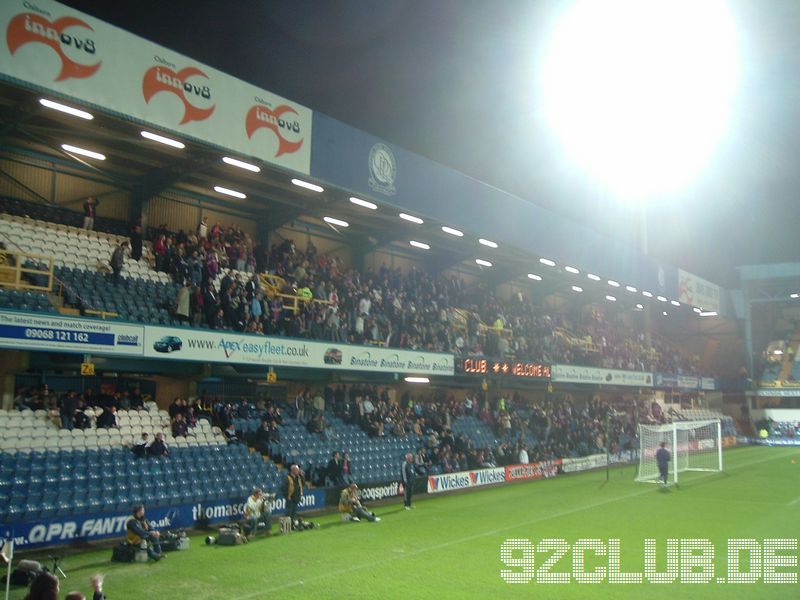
[606,295,616,302]
[670,300,681,307]
[442,226,464,237]
[527,273,542,281]
[61,144,105,160]
[565,266,580,274]
[572,285,583,292]
[791,293,800,299]
[635,304,644,310]
[657,295,667,302]
[404,377,430,384]
[323,216,349,228]
[222,156,260,172]
[607,280,620,287]
[539,258,556,267]
[291,178,324,193]
[40,98,93,120]
[642,291,653,298]
[587,273,601,281]
[399,213,424,224]
[625,285,637,293]
[409,240,430,250]
[479,238,498,249]
[475,259,492,267]
[141,130,185,149]
[699,311,718,317]
[662,311,668,316]
[693,307,702,314]
[350,197,377,210]
[213,186,246,199]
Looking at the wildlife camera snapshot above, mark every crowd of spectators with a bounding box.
[140,215,701,375]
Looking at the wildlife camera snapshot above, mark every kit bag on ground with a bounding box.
[216,526,246,546]
[111,543,136,563]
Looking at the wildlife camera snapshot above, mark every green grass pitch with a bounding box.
[7,446,800,599]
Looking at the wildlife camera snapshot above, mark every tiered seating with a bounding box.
[676,409,738,437]
[0,197,130,238]
[0,444,283,523]
[0,288,56,313]
[451,415,500,449]
[274,415,421,483]
[765,421,800,440]
[0,408,227,452]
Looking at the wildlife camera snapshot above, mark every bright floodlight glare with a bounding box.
[539,258,556,267]
[625,285,637,293]
[223,156,260,172]
[587,273,601,281]
[635,303,644,310]
[791,293,800,299]
[475,259,493,267]
[662,311,669,316]
[540,0,739,198]
[700,311,718,317]
[670,300,681,307]
[527,273,542,281]
[657,295,667,302]
[291,178,324,193]
[605,295,616,302]
[40,98,93,120]
[350,197,377,210]
[409,240,430,250]
[323,216,349,228]
[141,131,185,149]
[642,291,654,298]
[405,377,430,384]
[571,285,583,293]
[607,280,620,287]
[441,226,464,237]
[61,144,105,160]
[693,307,702,313]
[565,266,579,274]
[399,213,424,224]
[479,238,498,248]
[213,186,246,199]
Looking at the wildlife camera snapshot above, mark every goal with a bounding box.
[636,419,723,484]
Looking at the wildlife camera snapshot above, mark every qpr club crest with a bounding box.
[368,143,396,196]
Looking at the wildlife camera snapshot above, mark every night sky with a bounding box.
[58,0,800,287]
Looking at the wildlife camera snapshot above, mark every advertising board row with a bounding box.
[0,310,454,376]
[4,488,327,550]
[426,461,560,494]
[0,0,312,174]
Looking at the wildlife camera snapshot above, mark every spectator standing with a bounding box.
[110,241,128,286]
[402,452,415,510]
[82,196,98,230]
[130,224,143,261]
[285,464,304,528]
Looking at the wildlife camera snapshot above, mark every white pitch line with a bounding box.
[242,448,791,597]
[787,495,800,506]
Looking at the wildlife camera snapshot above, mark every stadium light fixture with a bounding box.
[662,311,669,316]
[642,291,654,298]
[399,213,424,224]
[540,0,739,199]
[222,156,261,172]
[773,350,783,355]
[539,258,556,267]
[479,238,498,248]
[40,98,93,120]
[587,273,601,281]
[475,259,493,267]
[323,216,349,228]
[409,241,430,250]
[404,377,430,384]
[141,130,185,149]
[625,285,637,293]
[213,186,246,199]
[565,266,580,274]
[657,295,668,302]
[693,307,702,313]
[571,285,583,293]
[350,197,377,210]
[442,226,464,237]
[670,300,681,307]
[699,311,718,317]
[791,293,800,299]
[635,303,644,310]
[606,295,616,302]
[527,273,542,281]
[61,144,105,160]
[291,178,324,193]
[607,280,620,287]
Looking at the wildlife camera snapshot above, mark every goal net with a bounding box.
[636,419,722,484]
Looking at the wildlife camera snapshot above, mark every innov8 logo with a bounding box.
[142,63,215,125]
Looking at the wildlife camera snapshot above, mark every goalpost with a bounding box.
[636,419,723,484]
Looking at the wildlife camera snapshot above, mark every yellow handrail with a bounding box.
[0,249,54,292]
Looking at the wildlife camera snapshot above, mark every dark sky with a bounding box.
[59,0,800,287]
